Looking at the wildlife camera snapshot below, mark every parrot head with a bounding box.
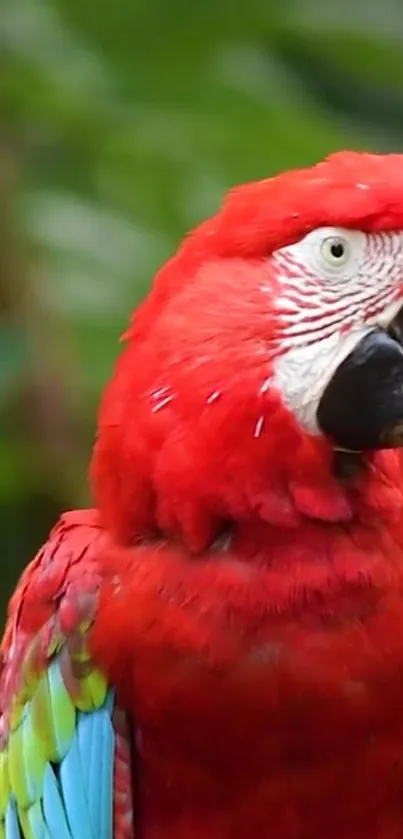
[92,151,403,551]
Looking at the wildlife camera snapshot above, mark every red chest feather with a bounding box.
[91,517,403,839]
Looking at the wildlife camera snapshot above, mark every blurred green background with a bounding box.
[2,0,403,618]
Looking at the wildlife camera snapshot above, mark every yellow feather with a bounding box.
[8,716,30,809]
[0,751,10,817]
[75,669,108,712]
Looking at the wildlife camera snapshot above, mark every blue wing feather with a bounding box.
[59,731,95,839]
[26,801,52,839]
[42,766,72,839]
[82,707,114,839]
[77,712,94,795]
[5,802,22,839]
[0,512,135,839]
[3,688,118,839]
[97,709,115,839]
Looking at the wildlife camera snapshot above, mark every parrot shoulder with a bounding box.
[0,509,135,839]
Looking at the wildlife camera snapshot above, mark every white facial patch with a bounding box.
[270,227,403,435]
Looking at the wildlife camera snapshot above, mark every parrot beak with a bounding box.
[317,306,403,451]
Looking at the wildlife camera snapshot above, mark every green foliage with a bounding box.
[1,0,403,611]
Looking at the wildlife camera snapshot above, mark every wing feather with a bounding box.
[0,510,135,839]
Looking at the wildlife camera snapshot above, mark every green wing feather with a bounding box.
[0,607,109,838]
[0,510,134,839]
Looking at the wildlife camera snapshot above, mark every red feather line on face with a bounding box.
[91,151,403,552]
[271,232,403,350]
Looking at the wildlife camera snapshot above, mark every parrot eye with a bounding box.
[275,226,364,281]
[320,235,351,268]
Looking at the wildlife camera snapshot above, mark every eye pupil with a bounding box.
[330,241,345,259]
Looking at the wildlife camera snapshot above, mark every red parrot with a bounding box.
[4,150,403,839]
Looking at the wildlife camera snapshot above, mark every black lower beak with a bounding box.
[317,309,403,451]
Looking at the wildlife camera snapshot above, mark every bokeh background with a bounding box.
[2,0,403,618]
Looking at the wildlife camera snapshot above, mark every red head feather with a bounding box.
[91,151,403,551]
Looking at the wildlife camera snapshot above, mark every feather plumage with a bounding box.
[0,512,135,839]
[6,152,403,839]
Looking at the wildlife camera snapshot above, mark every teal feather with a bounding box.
[0,511,135,838]
[77,704,115,836]
[42,766,72,839]
[56,691,114,839]
[77,712,93,794]
[5,802,22,839]
[25,801,52,839]
[59,730,94,839]
[3,677,119,838]
[88,707,114,839]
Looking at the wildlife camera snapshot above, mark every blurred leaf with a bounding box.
[0,328,30,403]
